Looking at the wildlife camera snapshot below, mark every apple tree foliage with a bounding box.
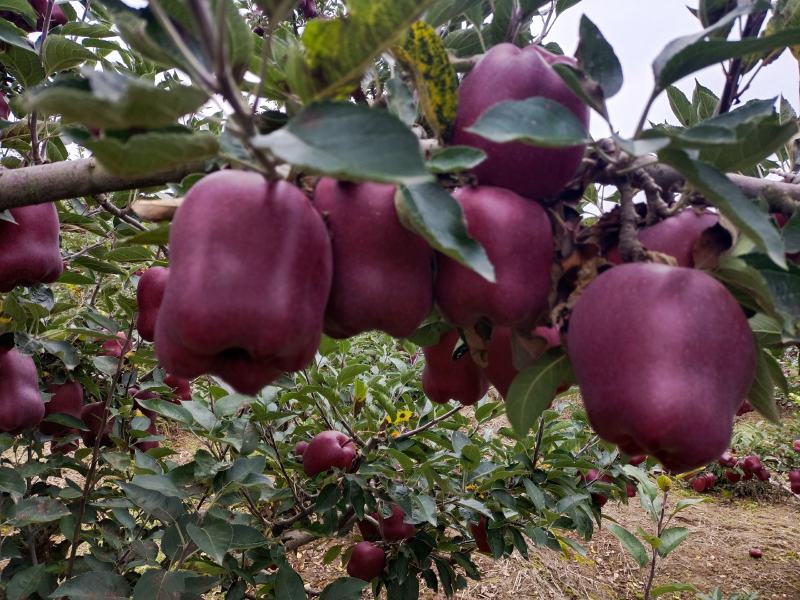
[0,0,798,599]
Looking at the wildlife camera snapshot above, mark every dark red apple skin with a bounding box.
[742,455,762,474]
[154,171,333,396]
[607,209,719,268]
[135,267,168,342]
[435,186,553,328]
[567,264,756,473]
[80,402,113,448]
[0,348,45,433]
[755,469,770,482]
[294,440,308,457]
[792,482,800,494]
[749,548,763,559]
[100,332,130,358]
[718,451,737,468]
[0,93,9,120]
[704,473,716,488]
[452,43,589,200]
[312,179,434,339]
[50,439,78,455]
[0,204,63,293]
[789,470,800,484]
[357,513,381,542]
[628,455,647,466]
[470,516,491,553]
[793,439,800,453]
[40,382,83,436]
[30,0,68,28]
[164,374,191,402]
[302,430,356,476]
[379,505,416,541]
[422,330,488,405]
[298,0,318,19]
[724,470,741,484]
[346,542,385,581]
[626,483,637,498]
[691,477,707,493]
[736,400,754,416]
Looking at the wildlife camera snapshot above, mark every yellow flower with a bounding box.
[465,484,477,492]
[384,415,393,424]
[390,431,400,438]
[396,410,413,423]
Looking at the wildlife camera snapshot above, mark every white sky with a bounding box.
[548,0,799,139]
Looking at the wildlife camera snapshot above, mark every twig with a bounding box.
[65,319,135,580]
[95,194,146,232]
[643,489,669,600]
[395,404,464,442]
[263,425,302,507]
[618,183,645,262]
[717,10,767,115]
[530,414,546,469]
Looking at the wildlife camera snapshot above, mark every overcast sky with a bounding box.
[547,0,799,138]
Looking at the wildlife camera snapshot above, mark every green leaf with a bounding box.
[667,85,695,126]
[505,350,573,436]
[315,483,341,512]
[252,102,431,185]
[0,0,37,25]
[655,21,800,90]
[606,523,649,567]
[692,81,719,121]
[51,572,130,600]
[576,15,623,98]
[0,467,26,494]
[0,17,35,51]
[119,483,185,523]
[120,223,171,246]
[0,43,45,88]
[7,564,46,600]
[396,182,495,282]
[657,526,690,557]
[136,398,193,424]
[673,498,708,513]
[427,146,486,173]
[675,99,799,172]
[746,346,782,423]
[275,565,307,600]
[130,474,186,498]
[83,130,218,177]
[658,149,787,269]
[11,497,71,525]
[187,519,233,565]
[425,0,484,27]
[319,578,369,600]
[301,0,437,99]
[26,71,210,129]
[132,570,217,600]
[457,498,492,518]
[42,35,96,75]
[742,254,800,337]
[466,98,589,148]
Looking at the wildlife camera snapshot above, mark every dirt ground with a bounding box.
[292,490,800,599]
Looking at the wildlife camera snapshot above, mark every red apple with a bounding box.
[793,440,800,453]
[628,455,647,466]
[741,455,762,475]
[691,477,707,493]
[749,548,763,559]
[788,470,800,484]
[346,542,385,581]
[626,483,637,498]
[100,332,131,358]
[40,382,84,436]
[302,430,356,476]
[379,505,416,541]
[294,441,308,457]
[135,267,168,342]
[718,451,737,468]
[164,374,191,402]
[434,186,553,328]
[568,264,756,473]
[422,330,488,405]
[755,469,770,482]
[704,473,716,488]
[607,209,719,268]
[725,470,741,484]
[736,400,754,416]
[357,512,381,542]
[791,482,800,495]
[452,43,589,200]
[80,402,113,448]
[470,516,491,553]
